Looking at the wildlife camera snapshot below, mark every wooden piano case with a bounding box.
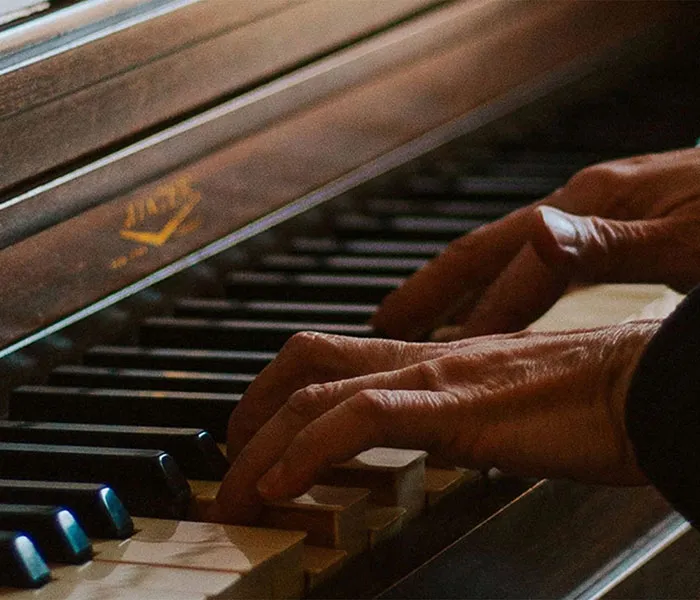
[1,1,700,597]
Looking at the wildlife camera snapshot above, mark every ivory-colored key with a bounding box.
[0,579,209,599]
[424,467,480,507]
[261,485,369,557]
[320,448,427,519]
[92,517,306,599]
[40,561,248,599]
[302,545,347,591]
[529,284,680,331]
[188,479,221,520]
[366,505,405,548]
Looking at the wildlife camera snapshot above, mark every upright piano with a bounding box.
[1,1,700,597]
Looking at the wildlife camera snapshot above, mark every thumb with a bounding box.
[430,206,681,340]
[532,206,676,284]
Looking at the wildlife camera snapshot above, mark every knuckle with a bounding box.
[286,384,332,421]
[567,164,614,191]
[349,389,395,422]
[413,359,445,390]
[279,331,343,379]
[565,164,627,208]
[282,330,330,357]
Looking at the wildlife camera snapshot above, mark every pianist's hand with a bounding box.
[372,147,700,341]
[214,320,657,523]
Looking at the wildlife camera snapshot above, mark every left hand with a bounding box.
[372,148,700,341]
[213,321,658,524]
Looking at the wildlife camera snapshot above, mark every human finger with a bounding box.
[371,207,534,340]
[256,389,463,501]
[431,240,569,339]
[226,332,447,460]
[531,206,699,290]
[218,359,454,522]
[431,205,695,340]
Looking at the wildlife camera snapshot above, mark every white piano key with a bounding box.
[262,485,370,557]
[93,518,306,599]
[0,579,208,600]
[321,448,427,519]
[45,562,245,598]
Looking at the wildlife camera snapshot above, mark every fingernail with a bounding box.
[539,206,579,250]
[257,463,285,499]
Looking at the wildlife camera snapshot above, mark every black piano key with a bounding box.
[225,271,403,303]
[49,364,254,394]
[331,213,486,241]
[257,253,426,275]
[454,175,562,196]
[140,317,373,351]
[85,345,276,374]
[9,387,239,442]
[0,530,50,588]
[362,197,524,219]
[0,480,132,539]
[0,504,92,564]
[175,298,376,324]
[0,421,228,481]
[403,173,562,197]
[0,442,191,519]
[289,236,447,257]
[401,173,453,195]
[482,159,590,178]
[430,152,590,178]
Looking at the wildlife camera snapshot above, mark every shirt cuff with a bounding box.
[626,285,700,525]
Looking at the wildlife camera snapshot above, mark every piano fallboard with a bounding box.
[1,1,700,598]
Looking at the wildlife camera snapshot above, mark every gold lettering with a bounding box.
[110,256,128,270]
[146,196,159,216]
[119,173,201,248]
[123,204,138,229]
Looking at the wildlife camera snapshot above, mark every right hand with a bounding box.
[372,147,700,341]
[213,320,658,524]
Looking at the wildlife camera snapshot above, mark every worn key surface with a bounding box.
[94,517,307,599]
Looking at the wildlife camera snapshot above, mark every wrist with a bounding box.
[609,320,662,484]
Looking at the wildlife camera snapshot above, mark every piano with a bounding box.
[1,0,700,597]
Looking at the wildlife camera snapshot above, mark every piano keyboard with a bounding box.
[0,142,581,596]
[1,30,700,598]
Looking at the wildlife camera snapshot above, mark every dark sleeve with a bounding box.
[626,285,700,526]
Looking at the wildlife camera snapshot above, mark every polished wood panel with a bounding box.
[0,1,682,356]
[0,0,440,192]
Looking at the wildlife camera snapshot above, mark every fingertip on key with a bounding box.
[257,463,286,499]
